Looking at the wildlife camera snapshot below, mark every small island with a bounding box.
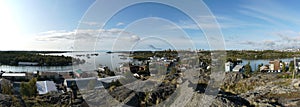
[0,51,85,66]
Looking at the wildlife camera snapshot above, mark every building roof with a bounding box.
[36,81,57,95]
[75,69,83,74]
[233,65,243,71]
[2,73,26,77]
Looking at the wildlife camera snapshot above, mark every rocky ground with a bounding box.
[0,92,88,107]
[220,72,300,107]
[79,72,300,107]
[1,72,299,107]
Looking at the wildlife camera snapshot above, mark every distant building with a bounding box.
[74,69,83,78]
[269,60,280,72]
[36,81,58,95]
[18,62,38,66]
[295,59,300,71]
[232,65,244,72]
[1,73,27,81]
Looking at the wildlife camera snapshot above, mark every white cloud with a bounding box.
[228,30,300,50]
[34,29,144,51]
[238,2,300,28]
[165,15,257,30]
[116,22,125,26]
[80,21,103,26]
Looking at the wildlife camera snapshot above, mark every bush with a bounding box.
[20,78,37,97]
[1,79,13,95]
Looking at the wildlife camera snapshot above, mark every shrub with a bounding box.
[20,78,37,97]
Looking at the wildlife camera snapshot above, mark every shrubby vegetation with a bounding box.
[244,62,252,76]
[226,50,300,60]
[20,78,37,97]
[130,49,178,60]
[1,79,13,95]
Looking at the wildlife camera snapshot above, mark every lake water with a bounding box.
[0,52,131,72]
[0,52,298,72]
[242,58,296,71]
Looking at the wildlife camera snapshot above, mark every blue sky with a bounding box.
[0,0,300,51]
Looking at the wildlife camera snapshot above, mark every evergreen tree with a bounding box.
[244,61,252,75]
[20,78,37,97]
[256,64,263,73]
[289,61,294,72]
[1,79,13,95]
[282,62,286,72]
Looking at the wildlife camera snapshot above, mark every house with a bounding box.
[225,62,233,72]
[36,81,58,95]
[232,65,244,72]
[269,60,280,72]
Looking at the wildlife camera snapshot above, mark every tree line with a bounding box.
[0,51,84,66]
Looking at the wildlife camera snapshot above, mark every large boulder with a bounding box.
[292,79,300,88]
[223,72,246,85]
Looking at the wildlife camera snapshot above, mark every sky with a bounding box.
[0,0,300,51]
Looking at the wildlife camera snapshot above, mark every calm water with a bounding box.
[0,52,130,72]
[0,52,297,72]
[242,58,296,71]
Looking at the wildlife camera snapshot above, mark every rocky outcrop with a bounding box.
[186,91,251,107]
[223,72,246,85]
[238,74,300,107]
[292,79,300,88]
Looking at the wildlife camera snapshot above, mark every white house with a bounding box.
[225,62,233,72]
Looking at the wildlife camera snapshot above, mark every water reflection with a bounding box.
[0,52,130,72]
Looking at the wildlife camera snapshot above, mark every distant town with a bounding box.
[0,50,299,106]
